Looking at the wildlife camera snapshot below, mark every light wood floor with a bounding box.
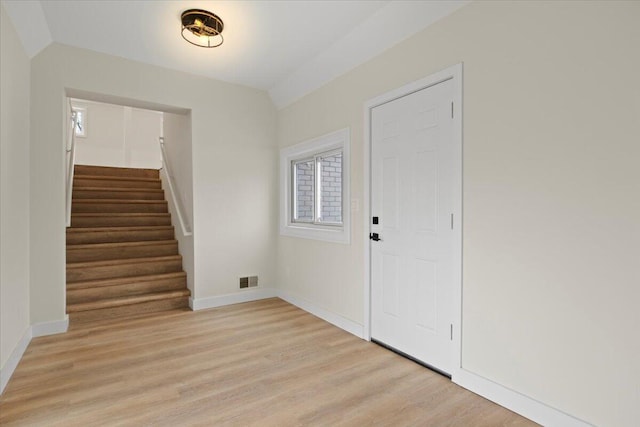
[0,298,537,426]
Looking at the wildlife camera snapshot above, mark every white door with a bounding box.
[370,78,456,375]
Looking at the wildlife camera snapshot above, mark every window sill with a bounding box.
[280,222,350,244]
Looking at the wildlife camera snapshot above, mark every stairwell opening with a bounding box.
[64,92,194,323]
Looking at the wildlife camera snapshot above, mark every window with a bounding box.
[280,128,350,244]
[73,107,87,137]
[292,150,343,225]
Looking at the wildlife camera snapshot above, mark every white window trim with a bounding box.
[280,128,350,244]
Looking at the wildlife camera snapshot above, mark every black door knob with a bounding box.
[369,233,381,241]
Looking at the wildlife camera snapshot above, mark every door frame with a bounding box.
[363,63,463,377]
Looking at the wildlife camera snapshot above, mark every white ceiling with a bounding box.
[2,0,468,108]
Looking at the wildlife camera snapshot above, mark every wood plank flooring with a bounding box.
[0,298,537,426]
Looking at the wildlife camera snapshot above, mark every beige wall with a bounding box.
[30,43,278,322]
[125,108,163,169]
[276,1,640,426]
[0,4,31,370]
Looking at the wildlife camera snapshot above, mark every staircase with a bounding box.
[66,165,190,322]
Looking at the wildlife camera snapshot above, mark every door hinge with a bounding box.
[451,101,454,119]
[450,324,453,340]
[450,213,454,230]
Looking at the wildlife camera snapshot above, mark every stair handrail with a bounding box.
[65,104,77,227]
[158,137,193,236]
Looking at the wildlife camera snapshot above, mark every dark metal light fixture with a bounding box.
[181,9,224,48]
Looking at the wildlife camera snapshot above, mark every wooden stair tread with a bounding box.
[67,225,173,233]
[71,213,170,217]
[72,187,165,195]
[74,164,159,175]
[72,200,169,214]
[67,273,188,304]
[73,189,166,201]
[68,298,189,323]
[66,226,176,245]
[66,240,179,262]
[67,254,182,269]
[67,272,187,291]
[67,290,190,313]
[67,239,177,250]
[67,257,183,283]
[74,174,160,183]
[70,213,172,228]
[66,239,178,263]
[73,199,167,204]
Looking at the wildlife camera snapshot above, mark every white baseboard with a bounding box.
[31,315,69,337]
[277,290,364,339]
[275,291,586,425]
[1,316,69,395]
[453,368,592,427]
[189,288,364,339]
[190,288,278,311]
[0,327,32,395]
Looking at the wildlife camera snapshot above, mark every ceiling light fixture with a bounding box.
[181,9,224,48]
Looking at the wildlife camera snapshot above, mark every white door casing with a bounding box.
[367,65,462,376]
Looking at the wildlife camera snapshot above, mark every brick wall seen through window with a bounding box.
[295,160,315,222]
[320,153,342,223]
[292,150,342,225]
